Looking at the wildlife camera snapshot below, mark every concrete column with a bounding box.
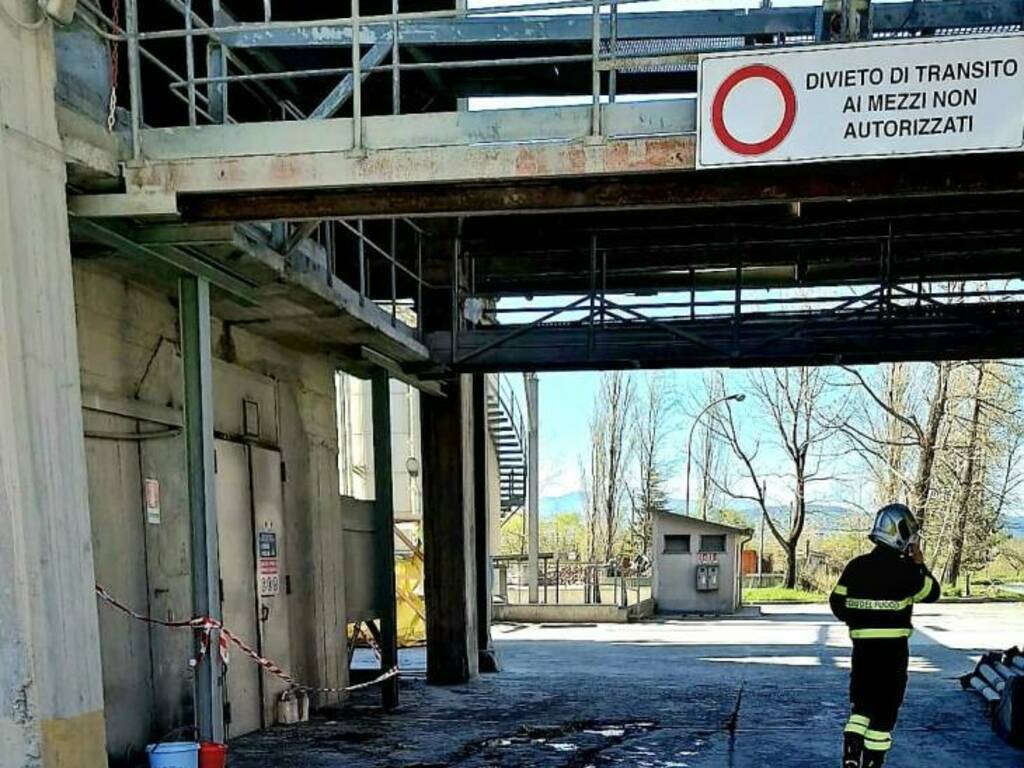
[472,376,499,673]
[370,370,399,708]
[421,375,479,685]
[0,6,108,766]
[525,373,540,604]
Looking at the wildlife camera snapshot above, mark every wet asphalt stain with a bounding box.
[406,720,660,768]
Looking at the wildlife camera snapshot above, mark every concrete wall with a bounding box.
[389,380,422,525]
[74,263,349,761]
[493,604,629,624]
[0,8,108,768]
[337,374,422,525]
[342,497,380,623]
[652,513,745,614]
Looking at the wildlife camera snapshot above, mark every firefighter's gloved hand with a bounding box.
[910,541,924,565]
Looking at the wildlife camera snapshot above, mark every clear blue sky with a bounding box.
[522,368,861,511]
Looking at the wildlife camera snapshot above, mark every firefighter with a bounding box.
[830,503,941,768]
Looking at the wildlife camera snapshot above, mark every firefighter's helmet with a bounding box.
[869,503,920,554]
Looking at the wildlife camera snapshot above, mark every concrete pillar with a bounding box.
[371,370,399,708]
[472,376,499,673]
[525,373,540,604]
[0,5,108,766]
[421,375,479,685]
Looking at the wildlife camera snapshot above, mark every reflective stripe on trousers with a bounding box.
[863,728,893,752]
[844,714,870,736]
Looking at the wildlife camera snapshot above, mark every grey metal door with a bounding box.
[214,440,261,738]
[249,445,292,725]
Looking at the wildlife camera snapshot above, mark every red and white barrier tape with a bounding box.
[96,584,397,695]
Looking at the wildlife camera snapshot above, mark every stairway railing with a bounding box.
[486,374,528,520]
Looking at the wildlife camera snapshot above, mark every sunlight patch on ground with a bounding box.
[701,655,822,666]
[832,656,940,673]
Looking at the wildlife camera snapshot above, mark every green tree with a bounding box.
[541,512,587,558]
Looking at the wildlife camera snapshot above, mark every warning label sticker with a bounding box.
[697,34,1024,168]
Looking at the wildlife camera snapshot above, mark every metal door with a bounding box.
[214,440,261,738]
[249,446,292,725]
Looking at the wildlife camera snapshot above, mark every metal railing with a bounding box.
[487,374,529,518]
[71,0,776,160]
[494,555,652,607]
[488,374,527,453]
[311,217,429,334]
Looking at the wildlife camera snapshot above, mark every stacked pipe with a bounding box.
[960,647,1024,748]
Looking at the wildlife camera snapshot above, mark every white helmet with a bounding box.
[869,503,920,554]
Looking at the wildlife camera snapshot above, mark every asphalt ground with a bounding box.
[229,603,1024,767]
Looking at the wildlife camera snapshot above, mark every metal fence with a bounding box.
[742,573,785,589]
[494,556,652,608]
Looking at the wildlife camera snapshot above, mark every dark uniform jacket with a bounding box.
[830,545,941,640]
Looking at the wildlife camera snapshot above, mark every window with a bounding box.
[663,534,691,554]
[700,534,727,553]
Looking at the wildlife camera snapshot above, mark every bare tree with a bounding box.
[581,372,636,563]
[581,439,604,563]
[940,362,1024,584]
[692,372,731,520]
[844,355,1024,583]
[600,372,635,561]
[840,361,951,529]
[630,374,671,556]
[837,363,913,505]
[710,368,839,589]
[945,364,987,585]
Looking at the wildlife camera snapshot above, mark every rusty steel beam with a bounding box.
[132,134,696,198]
[179,152,1024,222]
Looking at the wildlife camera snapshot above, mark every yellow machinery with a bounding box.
[395,527,426,647]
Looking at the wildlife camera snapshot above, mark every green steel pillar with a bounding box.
[179,275,225,742]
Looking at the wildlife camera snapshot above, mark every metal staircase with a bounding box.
[486,375,527,523]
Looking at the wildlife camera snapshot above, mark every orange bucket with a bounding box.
[198,742,227,768]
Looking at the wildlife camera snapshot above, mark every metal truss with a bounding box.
[425,285,1024,373]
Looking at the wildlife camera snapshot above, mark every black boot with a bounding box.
[862,749,886,768]
[843,733,863,768]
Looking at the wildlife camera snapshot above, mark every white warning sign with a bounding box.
[697,34,1024,168]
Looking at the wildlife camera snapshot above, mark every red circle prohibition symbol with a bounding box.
[711,64,797,156]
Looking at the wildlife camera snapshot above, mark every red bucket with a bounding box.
[198,742,227,768]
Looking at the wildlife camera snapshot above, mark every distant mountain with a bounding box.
[539,492,851,526]
[540,491,586,518]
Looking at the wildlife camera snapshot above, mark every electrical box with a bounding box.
[696,564,720,592]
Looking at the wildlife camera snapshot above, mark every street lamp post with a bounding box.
[685,393,745,519]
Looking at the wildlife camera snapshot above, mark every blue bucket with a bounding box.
[146,742,199,768]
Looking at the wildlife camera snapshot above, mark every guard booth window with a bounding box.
[664,534,691,554]
[700,535,726,553]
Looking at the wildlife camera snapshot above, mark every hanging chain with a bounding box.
[107,0,121,132]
